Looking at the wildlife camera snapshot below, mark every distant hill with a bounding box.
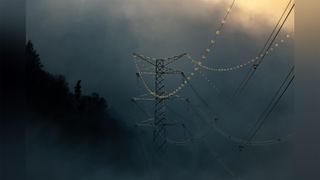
[25,40,134,146]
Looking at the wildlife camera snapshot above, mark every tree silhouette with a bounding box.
[74,80,82,101]
[25,41,132,147]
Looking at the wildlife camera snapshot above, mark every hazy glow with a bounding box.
[203,0,294,33]
[102,0,294,55]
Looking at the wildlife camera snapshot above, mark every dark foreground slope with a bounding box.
[24,41,143,174]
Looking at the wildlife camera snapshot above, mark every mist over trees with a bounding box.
[25,40,134,146]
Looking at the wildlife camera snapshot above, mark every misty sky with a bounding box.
[26,0,294,179]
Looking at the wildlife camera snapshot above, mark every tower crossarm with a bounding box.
[164,53,187,66]
[133,53,156,66]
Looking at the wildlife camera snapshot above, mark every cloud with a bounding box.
[202,0,294,33]
[26,0,295,179]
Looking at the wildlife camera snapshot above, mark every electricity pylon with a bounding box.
[132,52,188,152]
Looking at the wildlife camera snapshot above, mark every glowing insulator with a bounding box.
[184,80,187,84]
[191,72,194,76]
[286,34,290,38]
[281,39,285,43]
[195,67,199,71]
[221,20,226,24]
[211,40,215,44]
[216,30,221,35]
[206,48,211,52]
[187,77,191,80]
[202,56,206,59]
[198,62,202,65]
[275,43,279,47]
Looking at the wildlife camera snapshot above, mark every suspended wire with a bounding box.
[242,66,295,142]
[165,89,239,178]
[131,0,294,149]
[165,105,195,141]
[188,35,292,72]
[240,70,295,149]
[133,100,236,178]
[259,0,293,57]
[200,0,237,60]
[132,66,295,147]
[190,0,293,72]
[209,0,295,122]
[202,138,238,179]
[196,69,221,93]
[132,0,237,99]
[182,75,291,146]
[234,2,295,97]
[133,0,294,100]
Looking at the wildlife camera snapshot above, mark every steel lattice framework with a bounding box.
[132,53,188,152]
[130,0,295,152]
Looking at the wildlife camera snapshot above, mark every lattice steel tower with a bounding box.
[132,53,188,152]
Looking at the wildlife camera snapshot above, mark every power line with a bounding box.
[259,0,293,57]
[182,74,292,146]
[242,66,295,143]
[131,0,294,151]
[207,0,295,123]
[239,69,295,150]
[234,2,295,97]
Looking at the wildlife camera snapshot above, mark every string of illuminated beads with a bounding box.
[133,0,293,145]
[196,1,236,65]
[134,33,292,99]
[133,0,292,99]
[134,51,294,146]
[134,37,294,146]
[197,69,220,93]
[133,1,237,99]
[188,34,292,72]
[133,55,188,99]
